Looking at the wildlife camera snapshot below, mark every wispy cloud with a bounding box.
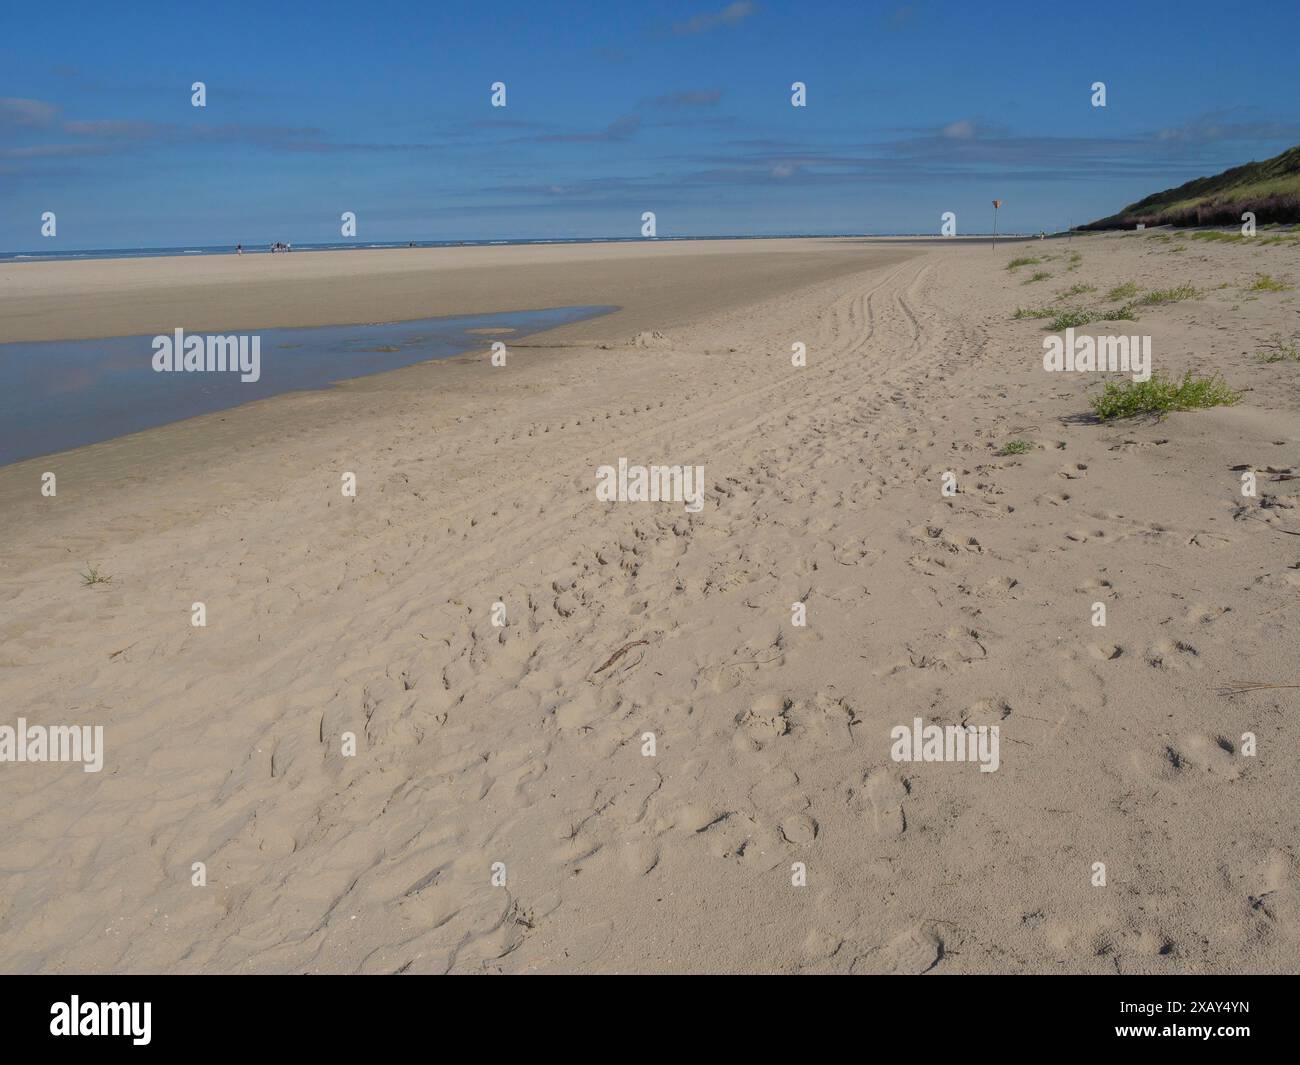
[534,115,642,143]
[62,118,166,138]
[672,1,755,35]
[644,89,724,108]
[1155,108,1300,145]
[0,98,59,128]
[885,4,918,31]
[0,143,115,159]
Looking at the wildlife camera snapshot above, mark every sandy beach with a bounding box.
[2,232,1299,973]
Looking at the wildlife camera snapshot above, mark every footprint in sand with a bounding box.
[620,839,661,877]
[962,698,1012,726]
[851,925,944,974]
[1175,733,1244,780]
[1228,849,1300,938]
[1184,602,1231,624]
[864,769,910,838]
[734,694,792,752]
[980,575,1020,597]
[1088,643,1125,661]
[788,691,859,749]
[779,813,818,847]
[1144,638,1202,672]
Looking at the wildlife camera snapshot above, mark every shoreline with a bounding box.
[0,236,1023,344]
[0,238,921,534]
[0,232,1040,267]
[0,305,619,468]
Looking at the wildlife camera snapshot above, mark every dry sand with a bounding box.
[1,232,1299,973]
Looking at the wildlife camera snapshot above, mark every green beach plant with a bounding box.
[1257,334,1300,362]
[1056,282,1096,301]
[1246,272,1293,292]
[1134,283,1199,305]
[1090,370,1241,421]
[80,564,112,587]
[1047,305,1137,331]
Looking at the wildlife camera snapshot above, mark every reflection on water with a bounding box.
[0,306,614,466]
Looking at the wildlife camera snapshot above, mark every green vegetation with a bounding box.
[1049,308,1102,329]
[1106,281,1140,301]
[1057,282,1096,300]
[1007,256,1041,271]
[1090,371,1242,421]
[1047,305,1138,331]
[80,564,112,587]
[999,439,1034,455]
[1246,272,1293,292]
[1012,306,1055,320]
[1134,283,1200,306]
[1257,334,1300,363]
[1024,270,1051,283]
[1080,144,1300,229]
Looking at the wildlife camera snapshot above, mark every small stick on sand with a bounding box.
[594,640,649,674]
[1216,681,1300,696]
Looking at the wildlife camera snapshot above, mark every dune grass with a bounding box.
[1024,270,1051,283]
[1134,283,1200,306]
[1246,272,1293,292]
[1047,305,1138,331]
[1012,306,1055,320]
[999,439,1034,455]
[1257,334,1300,363]
[80,564,112,587]
[1056,282,1096,301]
[1050,308,1104,329]
[1007,256,1041,271]
[1090,370,1241,421]
[1081,145,1300,229]
[1106,281,1140,301]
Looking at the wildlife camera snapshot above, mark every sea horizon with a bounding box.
[0,231,1041,264]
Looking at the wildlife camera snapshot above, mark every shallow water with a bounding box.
[0,306,614,466]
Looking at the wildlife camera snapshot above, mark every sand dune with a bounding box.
[1,233,1298,973]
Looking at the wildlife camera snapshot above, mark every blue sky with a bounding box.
[3,0,1299,250]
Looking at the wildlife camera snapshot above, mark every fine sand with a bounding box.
[1,232,1299,973]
